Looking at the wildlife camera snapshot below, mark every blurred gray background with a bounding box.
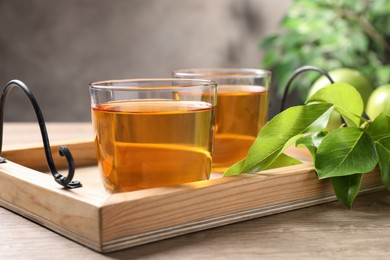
[0,0,291,122]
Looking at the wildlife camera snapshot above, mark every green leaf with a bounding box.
[306,83,364,127]
[371,0,390,16]
[225,159,245,176]
[349,28,369,52]
[264,153,302,170]
[274,62,300,97]
[366,113,390,190]
[262,51,279,68]
[366,113,390,142]
[331,174,363,208]
[315,127,378,179]
[260,0,390,100]
[224,103,333,176]
[376,66,390,86]
[295,131,326,160]
[376,136,390,190]
[260,35,279,49]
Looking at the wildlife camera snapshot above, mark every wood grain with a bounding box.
[0,138,383,253]
[2,190,390,259]
[1,123,390,259]
[1,140,96,171]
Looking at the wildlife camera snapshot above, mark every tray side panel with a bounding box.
[1,140,96,172]
[100,164,382,252]
[0,161,103,251]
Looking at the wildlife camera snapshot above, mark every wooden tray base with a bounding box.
[0,141,383,253]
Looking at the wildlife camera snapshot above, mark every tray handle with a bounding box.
[280,65,334,112]
[0,80,82,189]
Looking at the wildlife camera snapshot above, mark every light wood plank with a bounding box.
[1,140,96,171]
[0,140,383,252]
[0,160,108,251]
[100,165,381,252]
[1,123,389,259]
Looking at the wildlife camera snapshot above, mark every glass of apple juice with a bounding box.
[173,69,271,172]
[89,79,217,192]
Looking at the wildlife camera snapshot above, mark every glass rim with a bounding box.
[172,68,271,79]
[89,78,217,91]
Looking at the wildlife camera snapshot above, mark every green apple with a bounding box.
[307,68,374,130]
[366,84,390,120]
[308,68,374,107]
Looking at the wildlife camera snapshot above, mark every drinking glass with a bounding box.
[89,79,217,192]
[173,68,271,172]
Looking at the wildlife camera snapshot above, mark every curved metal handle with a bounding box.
[280,65,334,112]
[0,80,82,189]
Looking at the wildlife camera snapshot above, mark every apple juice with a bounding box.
[213,85,269,172]
[92,100,215,192]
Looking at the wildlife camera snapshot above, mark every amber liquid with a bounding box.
[213,85,269,172]
[92,100,215,192]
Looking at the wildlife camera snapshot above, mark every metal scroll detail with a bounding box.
[280,65,335,112]
[0,80,82,189]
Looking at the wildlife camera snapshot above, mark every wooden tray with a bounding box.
[0,141,383,253]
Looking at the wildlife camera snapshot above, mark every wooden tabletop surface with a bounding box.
[1,123,390,259]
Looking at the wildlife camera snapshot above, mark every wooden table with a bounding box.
[1,123,390,259]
